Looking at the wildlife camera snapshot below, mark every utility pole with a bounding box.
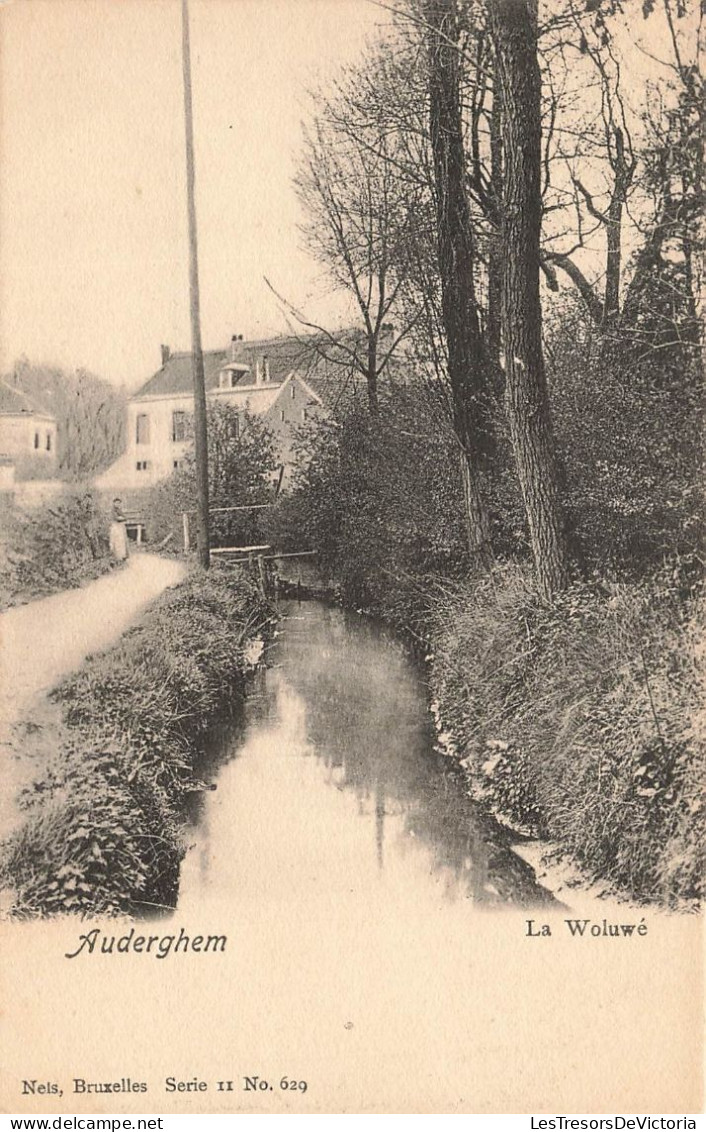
[181,0,210,568]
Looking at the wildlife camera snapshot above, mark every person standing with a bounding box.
[109,497,129,562]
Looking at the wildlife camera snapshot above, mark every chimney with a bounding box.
[230,333,245,362]
[160,344,171,366]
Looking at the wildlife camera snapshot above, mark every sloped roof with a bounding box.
[134,337,319,400]
[0,380,54,418]
[134,350,227,399]
[132,331,405,411]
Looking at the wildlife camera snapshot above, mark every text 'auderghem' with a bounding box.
[65,927,227,959]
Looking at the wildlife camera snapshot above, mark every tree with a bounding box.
[291,99,420,415]
[489,0,569,598]
[536,0,702,359]
[147,403,278,550]
[266,385,469,616]
[424,0,495,570]
[11,359,126,480]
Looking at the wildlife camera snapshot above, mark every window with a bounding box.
[291,383,296,399]
[136,460,150,472]
[173,459,182,470]
[301,409,307,422]
[280,409,285,422]
[135,413,150,445]
[172,410,187,442]
[46,433,52,452]
[34,432,39,450]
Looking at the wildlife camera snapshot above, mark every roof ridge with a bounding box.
[0,379,41,412]
[166,348,225,360]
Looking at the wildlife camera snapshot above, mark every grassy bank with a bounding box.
[426,565,704,908]
[0,565,272,918]
[0,489,113,609]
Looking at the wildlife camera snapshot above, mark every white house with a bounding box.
[0,380,57,469]
[96,335,329,493]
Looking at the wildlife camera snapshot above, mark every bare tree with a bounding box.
[12,359,126,480]
[292,102,420,414]
[536,0,701,358]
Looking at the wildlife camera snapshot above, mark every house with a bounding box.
[0,380,58,483]
[95,335,331,493]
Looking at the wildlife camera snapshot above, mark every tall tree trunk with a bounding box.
[603,127,632,326]
[425,0,493,569]
[366,338,380,415]
[489,0,569,599]
[460,450,493,565]
[604,190,623,324]
[487,66,504,364]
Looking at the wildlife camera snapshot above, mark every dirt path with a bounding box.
[0,553,186,838]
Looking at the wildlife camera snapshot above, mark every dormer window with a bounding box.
[219,364,249,389]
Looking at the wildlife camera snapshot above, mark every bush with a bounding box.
[0,565,273,918]
[428,564,704,905]
[3,751,181,918]
[144,405,278,550]
[546,295,703,578]
[264,389,470,627]
[0,488,111,607]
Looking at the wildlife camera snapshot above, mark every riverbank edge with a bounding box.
[0,564,274,919]
[305,563,702,912]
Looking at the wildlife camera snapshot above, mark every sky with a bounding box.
[0,0,691,392]
[0,0,386,389]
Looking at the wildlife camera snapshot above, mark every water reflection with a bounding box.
[179,602,555,913]
[274,604,554,907]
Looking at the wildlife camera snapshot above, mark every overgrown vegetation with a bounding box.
[0,567,271,917]
[428,566,704,906]
[260,0,704,907]
[0,489,113,609]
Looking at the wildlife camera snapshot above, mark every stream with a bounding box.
[178,601,555,914]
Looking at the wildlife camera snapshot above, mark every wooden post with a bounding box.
[182,511,190,552]
[181,0,210,569]
[256,553,267,598]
